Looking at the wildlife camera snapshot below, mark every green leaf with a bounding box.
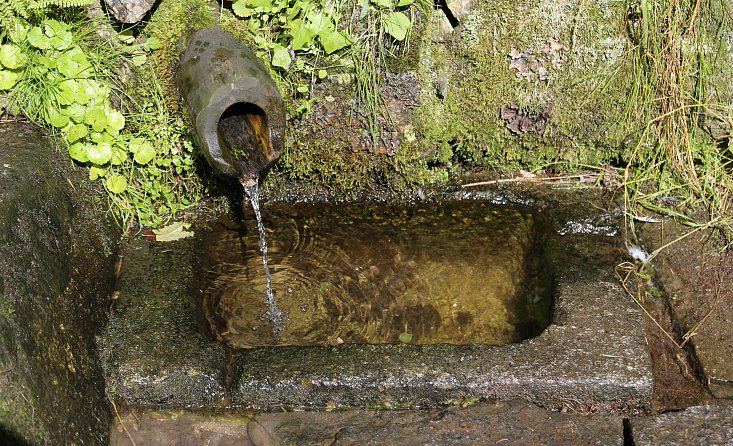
[133,141,156,165]
[8,22,29,43]
[87,142,113,165]
[62,102,86,122]
[65,123,88,142]
[396,0,414,5]
[106,175,127,194]
[382,11,411,41]
[0,45,27,69]
[232,0,254,17]
[47,108,69,128]
[85,106,107,132]
[27,27,50,49]
[398,332,413,343]
[319,30,351,54]
[89,166,106,180]
[371,0,391,8]
[271,45,291,69]
[0,70,20,90]
[106,109,125,132]
[318,69,327,79]
[143,36,161,50]
[131,53,147,67]
[110,146,127,165]
[289,19,315,51]
[69,142,89,162]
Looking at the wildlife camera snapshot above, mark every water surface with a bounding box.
[195,201,553,348]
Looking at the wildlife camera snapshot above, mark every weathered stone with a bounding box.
[98,238,228,408]
[229,189,652,412]
[104,0,157,23]
[0,121,117,444]
[630,405,733,446]
[110,411,254,446]
[640,221,733,399]
[249,400,624,446]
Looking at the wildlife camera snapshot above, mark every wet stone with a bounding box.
[98,238,227,408]
[248,400,624,446]
[110,411,253,446]
[630,405,733,446]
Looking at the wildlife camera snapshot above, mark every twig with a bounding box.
[615,262,682,349]
[108,396,137,446]
[461,174,592,188]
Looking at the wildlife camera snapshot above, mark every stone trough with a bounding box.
[99,187,653,413]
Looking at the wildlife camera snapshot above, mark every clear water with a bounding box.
[196,201,554,348]
[240,180,288,341]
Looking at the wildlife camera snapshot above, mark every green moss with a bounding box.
[0,365,49,445]
[413,0,632,173]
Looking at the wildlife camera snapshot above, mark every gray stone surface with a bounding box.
[104,0,157,23]
[99,238,228,408]
[631,405,733,446]
[248,400,624,446]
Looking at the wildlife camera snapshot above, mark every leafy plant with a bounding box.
[1,14,201,228]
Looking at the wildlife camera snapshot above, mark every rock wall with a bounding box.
[0,122,118,445]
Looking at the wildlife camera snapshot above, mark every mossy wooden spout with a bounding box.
[177,27,286,181]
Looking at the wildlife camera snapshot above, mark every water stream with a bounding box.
[240,177,288,341]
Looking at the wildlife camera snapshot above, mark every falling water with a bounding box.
[240,176,288,341]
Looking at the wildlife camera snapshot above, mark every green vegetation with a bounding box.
[0,6,202,228]
[620,0,733,243]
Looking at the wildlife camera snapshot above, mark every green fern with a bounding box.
[0,0,93,29]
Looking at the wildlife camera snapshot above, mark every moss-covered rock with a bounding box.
[0,122,119,445]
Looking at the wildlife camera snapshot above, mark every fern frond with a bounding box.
[31,0,94,9]
[0,0,30,29]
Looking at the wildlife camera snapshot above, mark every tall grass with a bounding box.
[622,0,733,245]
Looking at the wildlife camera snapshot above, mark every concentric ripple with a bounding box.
[194,201,553,348]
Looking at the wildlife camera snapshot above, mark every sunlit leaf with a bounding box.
[8,22,29,43]
[69,142,89,162]
[319,30,351,54]
[110,146,127,165]
[27,27,50,49]
[289,19,315,50]
[133,141,156,165]
[85,106,107,132]
[87,142,113,165]
[106,109,125,132]
[371,0,391,8]
[0,45,27,69]
[65,123,88,142]
[106,175,127,194]
[47,108,69,128]
[0,70,20,90]
[271,45,291,69]
[232,0,254,17]
[382,11,411,41]
[152,221,194,241]
[396,0,414,5]
[89,166,106,180]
